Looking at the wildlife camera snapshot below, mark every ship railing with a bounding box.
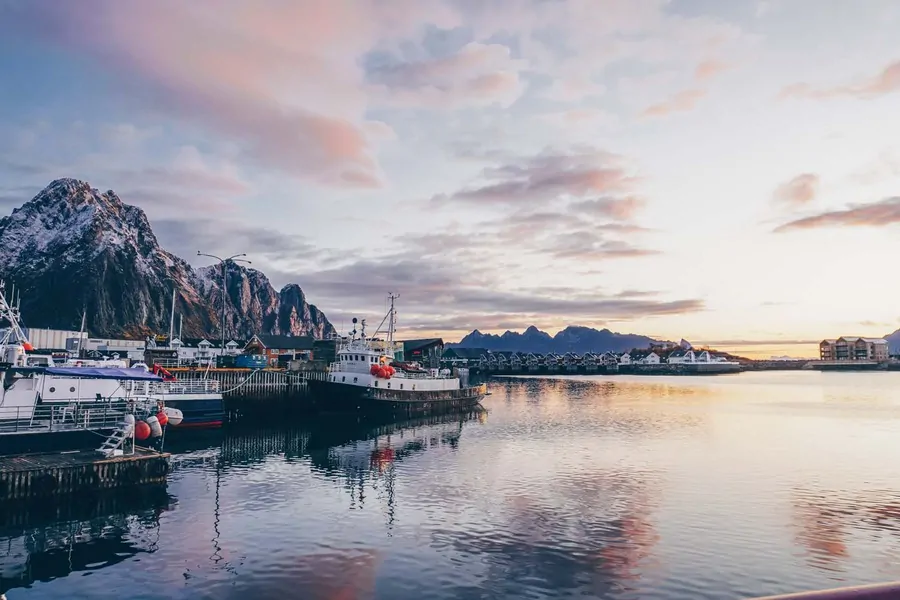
[149,379,220,395]
[0,400,131,435]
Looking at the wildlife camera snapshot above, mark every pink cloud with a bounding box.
[694,59,730,81]
[774,197,900,232]
[10,0,461,186]
[432,148,637,206]
[366,42,526,108]
[641,89,706,117]
[780,60,900,100]
[569,196,647,220]
[773,173,819,207]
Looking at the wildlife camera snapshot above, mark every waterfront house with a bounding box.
[495,351,509,371]
[509,352,524,371]
[618,352,632,365]
[630,350,660,365]
[582,352,598,371]
[562,352,580,371]
[525,353,542,371]
[442,347,485,367]
[402,338,444,368]
[245,335,315,367]
[545,352,561,371]
[820,337,889,361]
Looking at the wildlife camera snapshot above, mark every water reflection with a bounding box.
[0,487,172,595]
[431,467,663,597]
[792,487,900,573]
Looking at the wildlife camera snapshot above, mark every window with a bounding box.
[353,377,358,383]
[400,384,404,390]
[69,387,76,392]
[49,387,56,392]
[375,381,378,387]
[342,376,346,382]
[387,382,391,388]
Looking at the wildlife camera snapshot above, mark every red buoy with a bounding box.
[376,367,387,378]
[134,420,151,441]
[156,411,169,427]
[22,342,34,351]
[370,364,380,376]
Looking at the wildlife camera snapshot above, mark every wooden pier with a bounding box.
[0,448,170,501]
[171,367,308,398]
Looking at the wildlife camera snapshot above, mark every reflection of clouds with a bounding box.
[494,377,709,437]
[200,549,382,600]
[792,487,900,573]
[430,467,663,596]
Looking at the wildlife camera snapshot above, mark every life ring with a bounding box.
[120,465,142,484]
[32,473,58,496]
[148,460,169,477]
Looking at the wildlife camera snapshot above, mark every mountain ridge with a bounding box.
[448,325,661,354]
[0,178,335,340]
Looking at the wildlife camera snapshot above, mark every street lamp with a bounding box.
[197,252,251,353]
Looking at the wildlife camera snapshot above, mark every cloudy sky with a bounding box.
[1,0,899,357]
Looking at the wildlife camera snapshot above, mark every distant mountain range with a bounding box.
[448,325,660,354]
[0,179,335,340]
[885,329,900,353]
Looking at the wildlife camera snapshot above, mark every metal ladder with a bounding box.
[97,424,130,456]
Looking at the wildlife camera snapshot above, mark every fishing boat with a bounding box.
[306,294,486,415]
[0,282,224,430]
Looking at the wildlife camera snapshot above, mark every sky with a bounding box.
[1,0,899,358]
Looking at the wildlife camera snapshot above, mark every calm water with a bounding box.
[3,371,900,599]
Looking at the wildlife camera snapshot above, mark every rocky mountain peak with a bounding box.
[0,179,334,341]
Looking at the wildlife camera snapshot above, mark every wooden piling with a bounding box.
[0,448,171,501]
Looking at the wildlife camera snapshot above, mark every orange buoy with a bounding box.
[156,411,168,427]
[22,342,34,351]
[370,364,380,376]
[134,420,151,441]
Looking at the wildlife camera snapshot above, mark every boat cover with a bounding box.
[39,367,164,381]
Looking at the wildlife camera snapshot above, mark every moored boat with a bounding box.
[306,294,486,415]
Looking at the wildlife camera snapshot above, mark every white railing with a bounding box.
[0,401,130,435]
[149,379,220,395]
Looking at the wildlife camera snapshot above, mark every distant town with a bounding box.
[18,326,900,375]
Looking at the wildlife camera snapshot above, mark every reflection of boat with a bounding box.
[306,294,486,415]
[0,486,172,595]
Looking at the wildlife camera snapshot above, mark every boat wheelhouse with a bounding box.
[307,294,485,415]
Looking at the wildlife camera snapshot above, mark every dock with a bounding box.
[170,367,308,398]
[0,448,170,501]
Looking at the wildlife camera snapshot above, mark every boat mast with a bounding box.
[387,292,399,352]
[0,280,30,348]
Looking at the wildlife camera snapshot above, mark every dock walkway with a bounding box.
[0,448,170,501]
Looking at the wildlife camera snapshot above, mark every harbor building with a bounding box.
[819,337,889,362]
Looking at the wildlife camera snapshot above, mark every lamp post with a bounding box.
[197,252,251,354]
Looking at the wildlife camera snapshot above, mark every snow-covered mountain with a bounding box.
[0,178,334,339]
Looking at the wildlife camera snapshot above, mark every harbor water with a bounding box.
[3,371,900,599]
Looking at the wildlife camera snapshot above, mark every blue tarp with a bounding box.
[40,367,164,381]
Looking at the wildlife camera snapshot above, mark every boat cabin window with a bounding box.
[400,384,403,390]
[374,381,378,387]
[353,377,358,383]
[342,376,345,382]
[387,383,391,389]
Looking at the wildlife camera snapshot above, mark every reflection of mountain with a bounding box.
[0,487,172,595]
[430,468,663,597]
